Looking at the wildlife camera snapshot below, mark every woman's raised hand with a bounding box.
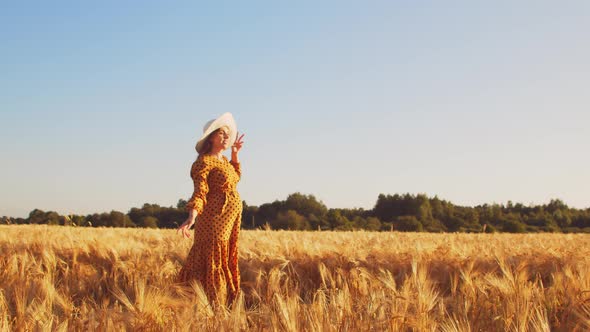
[232,132,245,154]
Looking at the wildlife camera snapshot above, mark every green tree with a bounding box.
[70,215,87,227]
[27,209,61,225]
[141,216,159,228]
[110,211,134,227]
[524,211,559,232]
[444,216,465,232]
[275,210,310,230]
[257,200,284,226]
[326,210,349,230]
[241,201,259,229]
[395,216,423,232]
[308,213,330,230]
[546,199,568,213]
[553,210,572,228]
[363,217,382,231]
[430,196,445,221]
[176,199,188,210]
[284,193,328,218]
[462,209,481,232]
[503,219,526,233]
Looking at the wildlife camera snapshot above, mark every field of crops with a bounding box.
[1,225,589,331]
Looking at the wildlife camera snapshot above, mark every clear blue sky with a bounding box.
[1,1,589,218]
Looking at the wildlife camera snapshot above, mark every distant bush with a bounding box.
[503,220,526,233]
[562,227,583,233]
[483,224,496,233]
[395,216,423,232]
[141,216,159,228]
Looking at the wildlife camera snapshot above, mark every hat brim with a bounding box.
[195,112,237,153]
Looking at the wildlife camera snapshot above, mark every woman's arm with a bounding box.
[178,158,210,238]
[186,158,211,214]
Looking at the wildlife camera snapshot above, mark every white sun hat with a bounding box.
[195,112,238,153]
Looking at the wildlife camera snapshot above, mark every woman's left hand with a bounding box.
[177,215,195,239]
[232,132,245,154]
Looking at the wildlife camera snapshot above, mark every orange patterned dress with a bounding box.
[177,154,242,305]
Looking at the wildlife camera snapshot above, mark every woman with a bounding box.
[176,112,245,306]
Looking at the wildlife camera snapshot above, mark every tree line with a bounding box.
[2,193,589,233]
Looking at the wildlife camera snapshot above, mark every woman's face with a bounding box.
[208,126,231,151]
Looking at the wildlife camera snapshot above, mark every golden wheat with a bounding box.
[0,225,589,331]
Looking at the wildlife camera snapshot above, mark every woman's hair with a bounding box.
[198,130,217,155]
[198,126,230,155]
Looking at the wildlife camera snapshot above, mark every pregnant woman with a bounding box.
[176,112,245,306]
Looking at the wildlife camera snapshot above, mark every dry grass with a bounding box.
[1,225,589,331]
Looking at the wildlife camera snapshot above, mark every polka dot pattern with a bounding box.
[177,154,243,305]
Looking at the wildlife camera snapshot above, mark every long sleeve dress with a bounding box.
[176,154,243,305]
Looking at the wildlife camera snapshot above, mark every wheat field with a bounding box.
[0,225,589,331]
